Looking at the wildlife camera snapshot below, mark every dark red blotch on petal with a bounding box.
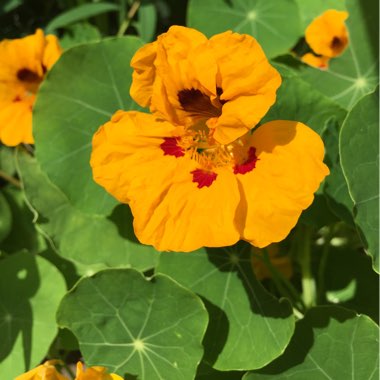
[161,137,184,157]
[234,147,259,175]
[191,169,217,188]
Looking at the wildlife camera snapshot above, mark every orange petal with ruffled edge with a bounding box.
[91,111,241,252]
[129,26,281,145]
[305,10,349,58]
[235,120,329,247]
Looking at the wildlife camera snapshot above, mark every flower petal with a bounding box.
[130,41,158,108]
[236,120,329,247]
[301,52,330,69]
[0,98,34,146]
[132,164,240,252]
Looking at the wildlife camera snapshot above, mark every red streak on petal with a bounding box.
[191,169,217,188]
[13,96,21,102]
[234,147,259,175]
[160,137,184,158]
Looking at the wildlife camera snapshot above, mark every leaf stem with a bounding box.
[299,225,316,308]
[260,248,306,312]
[0,169,21,188]
[117,0,141,37]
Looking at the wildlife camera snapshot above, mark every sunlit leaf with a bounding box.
[157,246,295,371]
[187,0,302,58]
[244,306,379,379]
[34,37,143,215]
[0,252,66,379]
[57,269,208,379]
[340,88,379,272]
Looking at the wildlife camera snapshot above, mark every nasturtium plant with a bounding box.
[0,0,378,379]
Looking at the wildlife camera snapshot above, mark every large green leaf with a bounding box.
[322,118,355,226]
[0,251,66,379]
[339,88,379,272]
[295,0,346,29]
[157,246,295,371]
[263,76,346,134]
[16,151,159,273]
[34,37,143,215]
[187,0,302,58]
[300,0,379,109]
[0,187,42,254]
[45,2,119,32]
[57,269,208,379]
[244,306,379,379]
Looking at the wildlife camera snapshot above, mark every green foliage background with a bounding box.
[0,0,378,379]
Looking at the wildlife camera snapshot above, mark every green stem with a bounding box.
[299,225,316,308]
[0,169,21,188]
[117,0,141,37]
[260,249,306,312]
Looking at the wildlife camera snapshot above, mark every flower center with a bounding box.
[16,67,44,94]
[178,87,225,119]
[330,36,344,52]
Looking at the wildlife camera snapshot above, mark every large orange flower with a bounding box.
[305,10,349,58]
[130,26,281,145]
[0,29,61,146]
[91,111,328,252]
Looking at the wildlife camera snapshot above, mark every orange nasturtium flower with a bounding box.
[91,26,329,252]
[14,360,68,380]
[302,9,349,69]
[75,361,123,380]
[0,29,61,146]
[15,361,123,380]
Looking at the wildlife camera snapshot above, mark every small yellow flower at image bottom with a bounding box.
[0,29,61,146]
[14,361,123,380]
[75,361,123,380]
[14,360,68,380]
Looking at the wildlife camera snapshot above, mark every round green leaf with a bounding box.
[157,246,295,371]
[16,151,159,273]
[300,0,379,109]
[187,0,302,58]
[57,269,208,379]
[244,306,379,379]
[0,251,66,379]
[34,36,144,215]
[340,88,379,272]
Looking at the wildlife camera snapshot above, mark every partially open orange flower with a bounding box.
[305,10,349,59]
[0,29,61,146]
[301,53,330,70]
[91,110,328,252]
[130,26,281,145]
[15,360,68,380]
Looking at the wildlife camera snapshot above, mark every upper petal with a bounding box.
[235,120,329,247]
